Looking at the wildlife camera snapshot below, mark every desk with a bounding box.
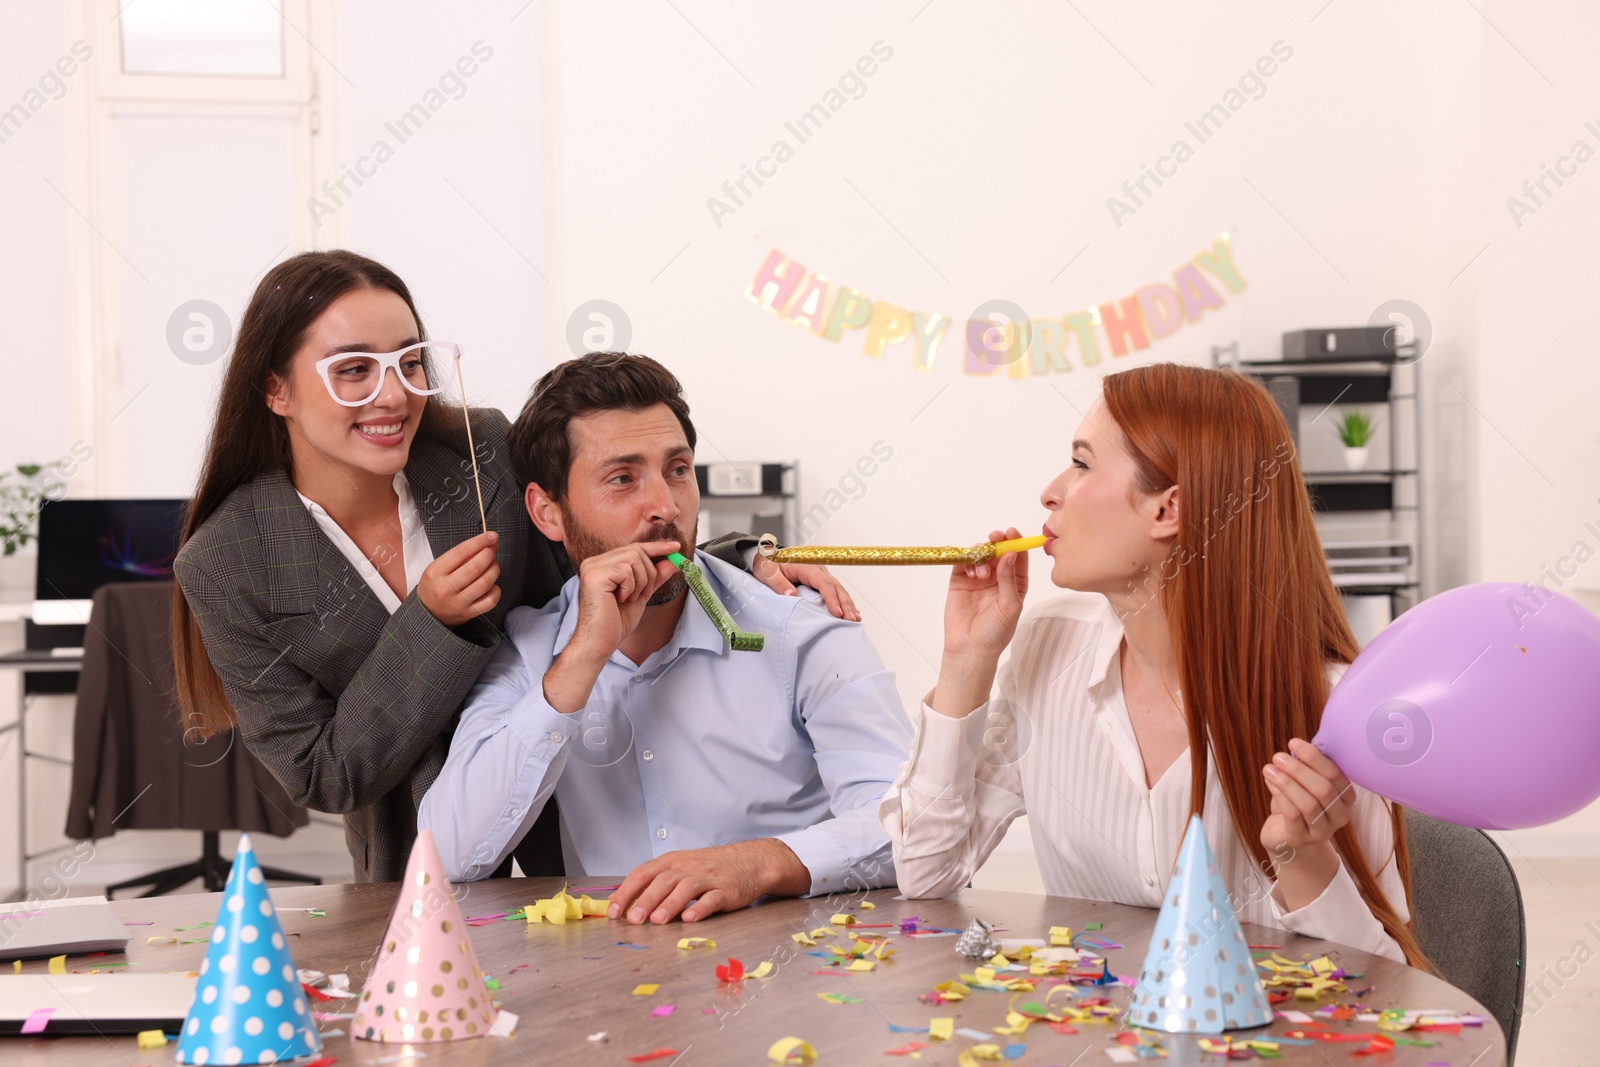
[10,878,1505,1066]
[0,649,82,901]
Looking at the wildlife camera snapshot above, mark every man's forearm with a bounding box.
[755,838,812,898]
[541,642,607,713]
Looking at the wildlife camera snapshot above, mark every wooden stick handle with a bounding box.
[453,352,489,536]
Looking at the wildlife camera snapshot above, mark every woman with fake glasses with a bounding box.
[171,250,852,882]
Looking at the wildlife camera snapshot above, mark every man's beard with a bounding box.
[560,506,690,606]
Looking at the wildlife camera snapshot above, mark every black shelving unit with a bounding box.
[1214,341,1423,622]
[694,462,799,547]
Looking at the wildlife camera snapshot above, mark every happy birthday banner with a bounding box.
[745,236,1246,376]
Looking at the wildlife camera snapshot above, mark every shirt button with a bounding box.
[509,808,520,819]
[657,826,669,840]
[642,750,654,762]
[549,730,563,743]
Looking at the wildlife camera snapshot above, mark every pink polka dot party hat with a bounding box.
[353,828,495,1043]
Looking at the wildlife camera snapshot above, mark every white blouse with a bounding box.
[297,473,434,614]
[879,590,1408,963]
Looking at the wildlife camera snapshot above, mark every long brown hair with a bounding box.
[1102,362,1428,969]
[171,250,462,738]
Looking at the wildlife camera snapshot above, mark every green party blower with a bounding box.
[666,552,764,652]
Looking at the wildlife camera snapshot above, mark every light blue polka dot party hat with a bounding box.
[1125,814,1274,1034]
[174,834,321,1065]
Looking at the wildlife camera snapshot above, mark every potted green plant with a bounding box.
[1336,410,1377,472]
[0,463,57,594]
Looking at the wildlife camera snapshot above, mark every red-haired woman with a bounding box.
[881,362,1425,965]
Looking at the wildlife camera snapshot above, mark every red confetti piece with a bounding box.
[626,1049,680,1063]
[715,957,745,983]
[1046,1022,1080,1035]
[1284,1029,1374,1043]
[1353,1033,1396,1056]
[885,1042,927,1055]
[301,983,335,1002]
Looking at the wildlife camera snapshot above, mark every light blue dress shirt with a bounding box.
[419,551,912,894]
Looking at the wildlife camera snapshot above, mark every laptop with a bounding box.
[31,498,187,626]
[0,896,131,958]
[0,974,196,1036]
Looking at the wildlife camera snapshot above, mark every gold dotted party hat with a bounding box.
[353,829,494,1043]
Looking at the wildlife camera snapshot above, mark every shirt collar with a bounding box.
[1084,603,1127,693]
[550,549,731,666]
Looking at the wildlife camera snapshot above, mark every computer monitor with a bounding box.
[32,498,188,625]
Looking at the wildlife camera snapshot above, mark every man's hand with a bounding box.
[606,839,811,924]
[542,538,680,713]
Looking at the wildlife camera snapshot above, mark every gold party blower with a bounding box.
[756,533,1047,566]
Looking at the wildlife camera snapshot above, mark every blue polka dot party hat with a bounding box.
[353,829,494,1043]
[174,834,321,1065]
[1126,814,1274,1034]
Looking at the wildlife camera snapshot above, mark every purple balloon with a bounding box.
[1313,582,1600,829]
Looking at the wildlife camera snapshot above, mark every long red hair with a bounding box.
[1102,362,1428,969]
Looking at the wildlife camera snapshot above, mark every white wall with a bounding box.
[0,5,75,478]
[539,0,1600,860]
[330,0,547,416]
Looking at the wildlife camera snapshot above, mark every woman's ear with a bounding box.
[525,483,565,543]
[1151,484,1181,541]
[264,372,292,418]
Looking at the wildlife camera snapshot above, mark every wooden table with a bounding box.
[10,879,1505,1066]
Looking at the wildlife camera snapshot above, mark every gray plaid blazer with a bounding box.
[175,409,568,882]
[176,408,759,883]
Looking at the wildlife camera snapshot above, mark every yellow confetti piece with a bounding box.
[524,896,567,924]
[992,1010,1030,1036]
[964,1044,1004,1062]
[632,984,659,996]
[136,1030,167,1049]
[934,980,969,1001]
[873,941,894,960]
[48,955,65,975]
[677,937,716,951]
[768,1037,817,1064]
[988,952,1010,968]
[523,886,606,924]
[830,913,857,926]
[973,966,996,984]
[750,961,776,979]
[860,901,876,910]
[809,927,834,940]
[846,959,875,972]
[1049,925,1073,946]
[792,932,816,946]
[11,960,18,974]
[929,1017,954,1042]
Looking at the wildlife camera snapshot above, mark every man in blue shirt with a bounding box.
[419,352,911,925]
